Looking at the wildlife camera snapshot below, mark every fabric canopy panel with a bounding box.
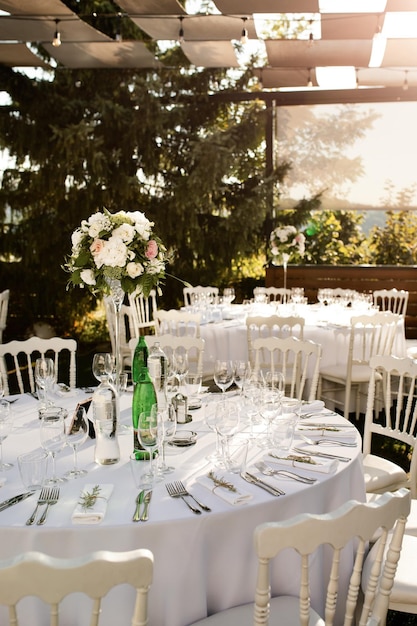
[213,0,320,13]
[0,16,110,43]
[130,15,257,41]
[253,67,318,88]
[358,66,417,87]
[382,39,417,66]
[116,0,186,16]
[42,41,161,69]
[181,41,239,68]
[265,40,373,68]
[0,0,73,15]
[321,14,383,40]
[0,43,49,67]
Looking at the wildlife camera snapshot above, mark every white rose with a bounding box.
[126,262,144,278]
[112,223,135,244]
[130,211,153,241]
[71,229,83,251]
[80,269,96,286]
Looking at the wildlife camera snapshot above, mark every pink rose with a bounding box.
[90,239,105,255]
[145,239,158,259]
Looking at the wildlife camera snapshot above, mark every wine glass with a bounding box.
[242,378,262,439]
[137,404,158,484]
[214,399,240,468]
[35,357,55,408]
[0,372,4,398]
[223,287,235,305]
[0,400,13,470]
[156,405,177,474]
[204,403,223,463]
[173,348,189,389]
[214,360,234,396]
[92,353,113,385]
[233,360,250,395]
[258,388,282,449]
[39,407,67,484]
[64,406,89,479]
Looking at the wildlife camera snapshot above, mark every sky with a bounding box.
[337,101,417,207]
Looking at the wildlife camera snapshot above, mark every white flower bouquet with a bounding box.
[269,225,306,266]
[65,209,167,296]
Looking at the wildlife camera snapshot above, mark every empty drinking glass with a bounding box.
[0,400,13,470]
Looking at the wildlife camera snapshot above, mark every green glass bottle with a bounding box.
[131,336,157,457]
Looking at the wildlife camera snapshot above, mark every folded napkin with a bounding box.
[196,474,252,506]
[300,400,325,415]
[296,426,357,441]
[72,484,113,524]
[268,453,337,474]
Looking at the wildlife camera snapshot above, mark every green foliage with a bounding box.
[369,211,417,265]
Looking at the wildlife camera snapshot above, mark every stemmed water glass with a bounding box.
[0,400,13,470]
[214,360,234,397]
[233,361,251,395]
[214,399,240,468]
[156,405,177,474]
[40,408,67,484]
[223,287,235,305]
[138,404,159,484]
[172,348,189,390]
[258,387,282,449]
[204,403,223,463]
[64,406,89,479]
[35,357,55,408]
[92,353,113,385]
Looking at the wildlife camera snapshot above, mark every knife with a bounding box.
[140,490,152,522]
[292,447,350,463]
[0,492,34,512]
[240,472,284,497]
[133,490,145,522]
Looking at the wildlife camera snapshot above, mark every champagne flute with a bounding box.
[173,348,189,389]
[233,361,251,395]
[138,404,158,484]
[214,360,234,397]
[156,405,177,474]
[92,353,113,385]
[0,400,13,470]
[35,357,55,408]
[64,406,89,479]
[40,408,67,484]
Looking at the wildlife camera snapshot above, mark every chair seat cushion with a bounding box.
[188,596,324,625]
[363,534,417,611]
[320,364,382,384]
[363,454,408,493]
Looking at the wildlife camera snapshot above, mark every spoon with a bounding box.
[301,435,357,448]
[255,461,316,484]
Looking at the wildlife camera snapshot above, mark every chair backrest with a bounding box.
[253,489,410,626]
[103,298,135,368]
[128,289,157,336]
[348,312,400,370]
[0,289,9,343]
[246,315,305,369]
[373,288,409,316]
[252,335,322,401]
[143,334,205,377]
[363,354,417,497]
[154,309,201,338]
[183,285,219,307]
[0,547,153,626]
[0,336,77,395]
[254,287,292,303]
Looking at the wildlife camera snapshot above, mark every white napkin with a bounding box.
[300,400,325,415]
[268,453,337,474]
[296,426,357,441]
[196,475,253,506]
[72,484,113,524]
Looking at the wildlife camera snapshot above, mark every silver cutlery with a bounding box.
[166,482,201,514]
[301,435,357,448]
[240,472,284,496]
[255,461,316,484]
[37,487,60,525]
[140,490,152,522]
[26,487,49,525]
[133,490,145,522]
[292,447,350,463]
[175,481,211,512]
[0,491,34,513]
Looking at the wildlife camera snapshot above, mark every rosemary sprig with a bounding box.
[269,453,318,465]
[207,470,237,492]
[79,485,102,510]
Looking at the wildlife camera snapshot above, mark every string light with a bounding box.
[52,19,61,47]
[178,17,184,43]
[115,13,122,42]
[240,17,248,45]
[355,68,359,89]
[307,68,313,88]
[403,70,409,91]
[308,19,314,47]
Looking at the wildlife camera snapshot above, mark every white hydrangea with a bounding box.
[112,223,136,244]
[93,236,128,269]
[87,212,112,238]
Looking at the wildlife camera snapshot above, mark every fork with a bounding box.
[175,481,211,512]
[255,461,316,484]
[302,435,357,448]
[166,482,201,515]
[26,487,50,526]
[37,487,60,525]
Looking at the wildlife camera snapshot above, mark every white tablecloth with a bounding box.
[0,389,366,626]
[200,303,407,380]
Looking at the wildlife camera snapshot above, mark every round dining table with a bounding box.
[0,387,366,626]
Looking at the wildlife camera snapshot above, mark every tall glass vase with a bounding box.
[105,277,124,384]
[282,253,290,300]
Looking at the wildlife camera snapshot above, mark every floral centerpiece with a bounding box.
[269,225,306,267]
[65,208,167,297]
